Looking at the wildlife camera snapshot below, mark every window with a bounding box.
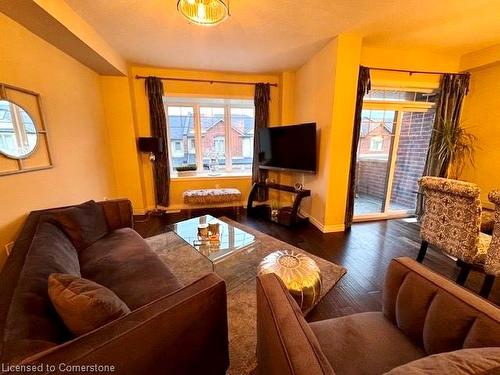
[369,136,384,151]
[166,106,195,168]
[188,138,196,154]
[214,136,225,153]
[231,107,254,170]
[354,88,437,218]
[165,98,255,176]
[172,140,184,156]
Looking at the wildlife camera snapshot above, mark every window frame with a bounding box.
[164,98,255,178]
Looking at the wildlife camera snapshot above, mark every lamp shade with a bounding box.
[177,0,229,26]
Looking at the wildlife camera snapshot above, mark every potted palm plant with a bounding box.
[431,118,478,179]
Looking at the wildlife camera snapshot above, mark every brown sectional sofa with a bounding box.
[257,257,500,375]
[0,199,229,374]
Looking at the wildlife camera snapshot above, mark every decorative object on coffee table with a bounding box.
[258,249,322,313]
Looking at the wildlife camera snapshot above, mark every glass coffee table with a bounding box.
[169,215,262,290]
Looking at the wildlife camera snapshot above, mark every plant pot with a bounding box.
[177,170,197,177]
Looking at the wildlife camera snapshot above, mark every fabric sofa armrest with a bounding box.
[256,274,335,375]
[98,199,133,230]
[17,273,229,375]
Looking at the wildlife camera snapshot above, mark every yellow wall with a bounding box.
[127,66,282,211]
[280,72,296,124]
[100,76,143,211]
[460,43,500,71]
[293,35,362,231]
[294,38,338,227]
[0,14,116,269]
[361,46,460,73]
[324,35,363,229]
[459,63,500,205]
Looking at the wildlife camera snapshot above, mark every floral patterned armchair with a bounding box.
[417,177,492,286]
[482,190,500,297]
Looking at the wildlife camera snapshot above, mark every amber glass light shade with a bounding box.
[177,0,229,26]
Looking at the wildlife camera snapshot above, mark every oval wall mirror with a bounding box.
[0,99,37,159]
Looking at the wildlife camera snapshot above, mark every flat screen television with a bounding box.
[259,123,317,174]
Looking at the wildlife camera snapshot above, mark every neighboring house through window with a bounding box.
[188,138,195,154]
[172,140,184,157]
[164,97,255,176]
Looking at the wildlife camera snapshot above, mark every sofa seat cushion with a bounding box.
[79,228,181,310]
[309,312,425,375]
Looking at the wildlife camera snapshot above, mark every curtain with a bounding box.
[145,76,170,207]
[252,83,271,201]
[415,73,470,216]
[344,66,371,229]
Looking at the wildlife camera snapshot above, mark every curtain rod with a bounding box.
[364,66,469,76]
[135,75,278,87]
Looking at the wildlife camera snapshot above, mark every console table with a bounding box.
[247,182,311,227]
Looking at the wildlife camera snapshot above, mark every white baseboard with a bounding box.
[300,211,345,233]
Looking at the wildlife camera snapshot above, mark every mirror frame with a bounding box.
[0,99,39,159]
[0,83,53,176]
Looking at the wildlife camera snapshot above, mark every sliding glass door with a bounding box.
[353,89,436,221]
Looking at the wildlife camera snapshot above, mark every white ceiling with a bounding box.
[65,0,500,73]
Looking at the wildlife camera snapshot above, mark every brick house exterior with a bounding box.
[355,110,434,211]
[168,114,253,169]
[358,123,392,155]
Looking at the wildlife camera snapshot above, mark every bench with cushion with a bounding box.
[183,188,242,216]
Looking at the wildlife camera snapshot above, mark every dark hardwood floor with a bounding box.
[134,207,499,322]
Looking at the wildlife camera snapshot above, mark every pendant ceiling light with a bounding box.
[177,0,229,26]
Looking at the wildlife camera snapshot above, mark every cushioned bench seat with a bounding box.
[183,188,242,205]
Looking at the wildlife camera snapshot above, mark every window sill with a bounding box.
[171,172,252,181]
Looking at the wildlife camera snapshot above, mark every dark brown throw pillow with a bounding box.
[46,200,108,250]
[48,273,130,336]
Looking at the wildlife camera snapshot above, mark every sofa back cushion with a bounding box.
[47,200,108,251]
[79,228,181,310]
[256,273,335,375]
[383,257,500,355]
[3,222,81,362]
[385,347,500,374]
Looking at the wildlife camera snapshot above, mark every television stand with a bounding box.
[247,182,311,227]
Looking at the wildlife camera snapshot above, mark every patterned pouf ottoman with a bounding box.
[258,249,322,314]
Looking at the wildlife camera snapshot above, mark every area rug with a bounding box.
[146,217,346,375]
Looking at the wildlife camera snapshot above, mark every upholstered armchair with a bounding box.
[482,190,500,296]
[416,177,491,285]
